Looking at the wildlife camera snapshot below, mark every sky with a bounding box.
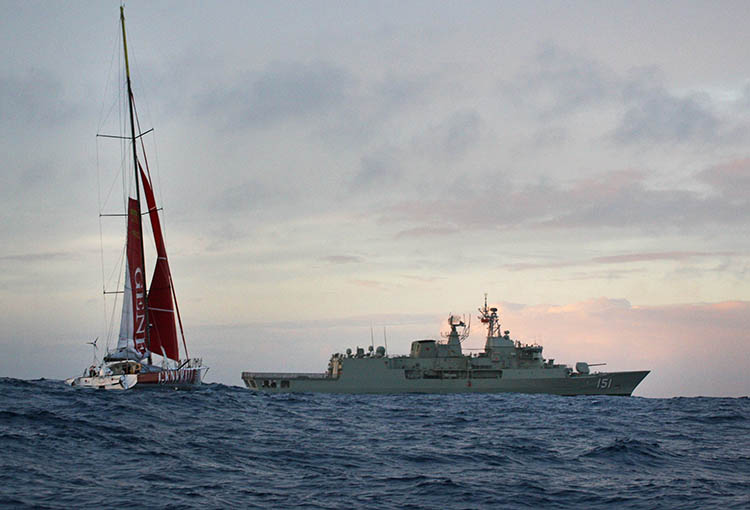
[1,1,749,397]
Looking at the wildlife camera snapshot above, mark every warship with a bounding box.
[242,296,649,395]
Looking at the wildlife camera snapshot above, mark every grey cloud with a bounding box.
[350,150,402,191]
[0,251,72,263]
[0,69,78,128]
[500,42,618,119]
[321,255,364,264]
[395,225,460,239]
[317,70,449,148]
[198,61,355,128]
[413,110,482,162]
[379,162,750,234]
[697,158,750,202]
[740,83,750,111]
[500,44,744,147]
[209,179,282,213]
[614,79,719,144]
[375,72,433,113]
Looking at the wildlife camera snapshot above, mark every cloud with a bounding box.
[321,255,363,264]
[378,160,750,234]
[500,42,618,119]
[0,251,72,263]
[499,44,748,147]
[394,225,461,239]
[350,149,403,191]
[209,179,281,213]
[614,76,719,144]
[411,110,483,161]
[697,158,750,202]
[350,279,389,289]
[591,251,735,264]
[0,69,79,129]
[197,61,355,128]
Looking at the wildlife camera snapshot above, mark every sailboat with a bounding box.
[66,7,207,390]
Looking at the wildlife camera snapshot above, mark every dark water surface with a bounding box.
[1,378,747,509]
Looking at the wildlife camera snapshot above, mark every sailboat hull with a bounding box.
[65,367,207,390]
[65,374,138,390]
[135,367,206,388]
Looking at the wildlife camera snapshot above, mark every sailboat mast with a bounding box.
[120,6,151,365]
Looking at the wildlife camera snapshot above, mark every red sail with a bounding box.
[126,198,148,357]
[139,167,179,361]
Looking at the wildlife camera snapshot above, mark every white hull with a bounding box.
[65,374,138,390]
[65,363,207,390]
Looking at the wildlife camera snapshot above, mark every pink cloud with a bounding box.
[591,251,734,264]
[504,251,738,272]
[349,279,387,289]
[394,225,460,239]
[698,157,750,201]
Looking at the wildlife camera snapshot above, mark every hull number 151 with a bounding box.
[597,377,612,389]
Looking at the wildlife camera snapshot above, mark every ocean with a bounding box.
[0,378,747,509]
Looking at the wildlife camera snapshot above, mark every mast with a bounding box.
[120,6,151,365]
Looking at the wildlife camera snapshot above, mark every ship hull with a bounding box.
[241,369,650,396]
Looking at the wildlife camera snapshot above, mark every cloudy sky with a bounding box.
[1,1,749,397]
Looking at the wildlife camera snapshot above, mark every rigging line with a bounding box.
[104,240,126,304]
[99,148,128,215]
[151,125,164,222]
[133,94,154,183]
[97,135,108,349]
[96,16,122,135]
[133,100,167,254]
[171,273,189,359]
[104,243,126,355]
[133,101,165,248]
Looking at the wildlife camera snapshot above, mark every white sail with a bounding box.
[117,260,133,350]
[109,260,146,360]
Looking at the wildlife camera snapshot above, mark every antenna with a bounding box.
[461,315,471,343]
[370,323,375,351]
[441,314,470,342]
[383,326,388,355]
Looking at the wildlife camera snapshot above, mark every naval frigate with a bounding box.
[242,296,649,395]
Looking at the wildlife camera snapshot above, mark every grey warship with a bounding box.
[242,296,649,395]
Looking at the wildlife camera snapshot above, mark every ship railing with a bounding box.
[242,372,329,380]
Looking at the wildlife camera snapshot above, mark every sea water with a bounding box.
[0,378,747,509]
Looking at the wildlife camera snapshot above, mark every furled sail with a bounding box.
[111,198,148,360]
[139,166,180,361]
